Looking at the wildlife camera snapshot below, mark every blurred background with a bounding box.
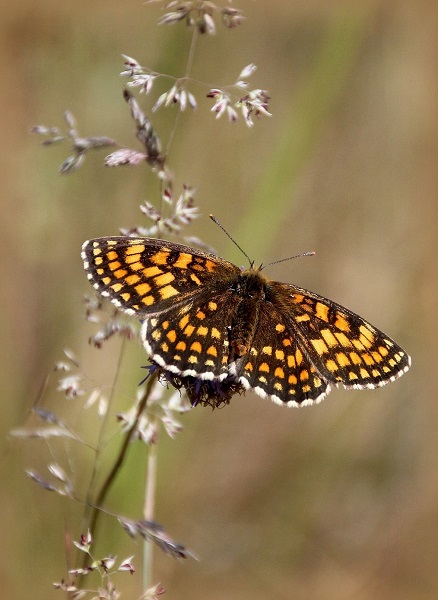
[1,1,437,598]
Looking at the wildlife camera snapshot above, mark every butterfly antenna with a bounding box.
[265,251,315,269]
[209,215,253,266]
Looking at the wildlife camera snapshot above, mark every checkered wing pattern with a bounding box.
[236,302,331,406]
[82,235,411,408]
[140,290,237,380]
[267,281,411,392]
[81,237,239,316]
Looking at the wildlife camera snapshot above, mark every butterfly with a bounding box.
[82,236,411,407]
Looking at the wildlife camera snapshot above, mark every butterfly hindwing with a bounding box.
[268,281,411,389]
[140,289,237,380]
[235,302,331,406]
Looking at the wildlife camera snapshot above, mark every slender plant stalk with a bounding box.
[143,437,158,591]
[79,335,128,549]
[79,368,159,574]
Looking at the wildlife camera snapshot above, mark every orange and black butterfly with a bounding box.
[82,236,410,407]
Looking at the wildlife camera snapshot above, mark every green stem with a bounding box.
[79,369,159,575]
[142,437,158,592]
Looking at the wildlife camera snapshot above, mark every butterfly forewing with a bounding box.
[81,237,239,316]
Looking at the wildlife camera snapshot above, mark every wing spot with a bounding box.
[141,296,155,306]
[334,332,352,347]
[125,244,145,255]
[321,329,338,347]
[275,350,285,360]
[349,352,362,365]
[111,283,123,292]
[151,250,170,265]
[129,262,144,271]
[159,285,179,299]
[326,359,338,372]
[287,355,296,369]
[126,274,140,285]
[190,341,202,353]
[335,314,350,331]
[173,253,193,269]
[154,272,175,287]
[359,324,375,341]
[315,302,329,321]
[196,311,206,320]
[276,323,285,333]
[274,367,285,379]
[184,325,195,337]
[207,345,218,357]
[197,326,208,337]
[179,315,189,329]
[259,362,270,373]
[311,338,329,355]
[208,301,218,311]
[135,283,152,296]
[211,327,221,339]
[300,369,309,381]
[359,334,373,349]
[362,353,375,366]
[166,330,177,343]
[296,314,311,322]
[360,368,370,378]
[335,352,350,367]
[262,346,272,355]
[176,341,186,351]
[352,338,366,351]
[143,266,163,278]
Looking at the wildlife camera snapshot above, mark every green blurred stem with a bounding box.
[79,369,158,575]
[234,7,374,260]
[143,438,158,592]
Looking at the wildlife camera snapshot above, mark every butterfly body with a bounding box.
[82,237,411,407]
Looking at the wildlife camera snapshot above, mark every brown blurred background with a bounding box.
[1,1,437,598]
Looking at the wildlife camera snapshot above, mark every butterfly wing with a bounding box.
[267,281,411,390]
[81,236,240,316]
[140,289,239,380]
[234,302,331,406]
